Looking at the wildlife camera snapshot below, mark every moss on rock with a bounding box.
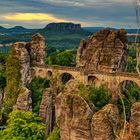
[2,47,21,119]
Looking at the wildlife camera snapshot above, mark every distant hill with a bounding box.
[0,23,139,51]
[0,23,91,50]
[0,26,8,33]
[0,26,37,35]
[8,26,29,32]
[84,27,140,34]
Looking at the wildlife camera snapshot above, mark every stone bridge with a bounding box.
[31,65,140,90]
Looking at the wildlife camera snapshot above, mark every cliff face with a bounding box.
[76,29,128,72]
[55,80,93,140]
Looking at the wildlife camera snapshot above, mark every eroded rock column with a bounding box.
[55,80,93,140]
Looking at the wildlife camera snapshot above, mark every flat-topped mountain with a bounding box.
[43,22,82,32]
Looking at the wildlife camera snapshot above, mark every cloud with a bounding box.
[0,0,137,28]
[2,13,66,22]
[37,0,132,7]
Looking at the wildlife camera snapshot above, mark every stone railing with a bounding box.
[33,64,140,79]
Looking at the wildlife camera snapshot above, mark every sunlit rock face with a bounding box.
[91,104,120,140]
[130,102,140,140]
[30,33,46,65]
[13,42,31,86]
[76,29,128,72]
[11,33,46,86]
[13,86,32,111]
[55,80,93,140]
[10,33,46,113]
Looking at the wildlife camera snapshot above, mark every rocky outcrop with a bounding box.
[39,88,55,138]
[13,42,31,86]
[91,104,120,140]
[12,33,46,85]
[55,80,93,140]
[40,88,51,121]
[30,33,46,65]
[76,29,128,72]
[13,87,32,111]
[6,33,46,113]
[130,102,140,140]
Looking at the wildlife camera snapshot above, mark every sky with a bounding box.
[0,0,138,28]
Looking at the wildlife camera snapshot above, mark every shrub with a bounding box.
[0,111,45,140]
[117,97,131,121]
[47,50,76,66]
[31,77,50,114]
[88,85,111,110]
[47,127,60,140]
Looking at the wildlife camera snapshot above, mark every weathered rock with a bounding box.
[39,88,55,138]
[13,42,31,86]
[76,29,128,72]
[55,80,93,140]
[11,33,46,86]
[13,87,32,111]
[91,104,120,140]
[30,33,46,65]
[130,102,140,140]
[0,88,6,111]
[39,88,51,121]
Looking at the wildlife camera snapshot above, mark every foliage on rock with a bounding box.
[47,127,60,140]
[2,47,21,118]
[88,85,111,110]
[31,77,50,114]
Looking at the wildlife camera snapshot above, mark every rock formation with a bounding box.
[13,87,32,111]
[11,33,45,85]
[76,29,128,72]
[39,88,55,137]
[2,33,46,115]
[91,104,120,140]
[39,88,51,121]
[13,42,31,86]
[30,33,46,65]
[55,80,93,140]
[3,30,140,140]
[130,102,140,140]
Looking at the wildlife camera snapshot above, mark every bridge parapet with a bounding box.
[32,64,83,72]
[85,70,140,78]
[31,65,140,88]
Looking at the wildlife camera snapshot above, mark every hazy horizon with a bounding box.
[0,23,139,29]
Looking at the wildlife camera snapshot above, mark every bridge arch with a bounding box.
[118,80,140,98]
[118,77,140,89]
[59,72,74,84]
[87,75,98,85]
[46,70,53,79]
